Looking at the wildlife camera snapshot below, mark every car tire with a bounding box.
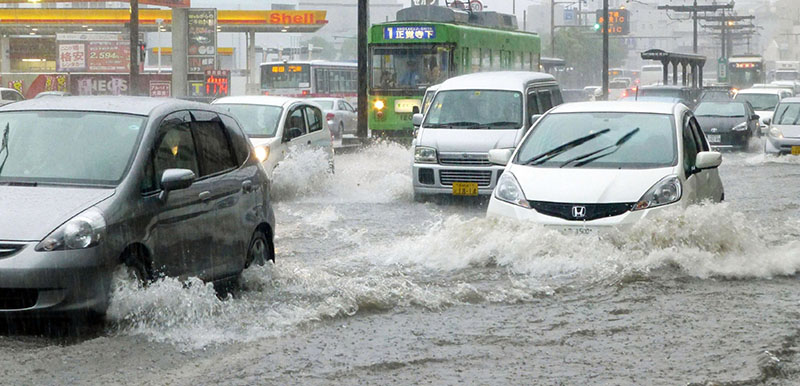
[246,229,274,268]
[121,246,152,286]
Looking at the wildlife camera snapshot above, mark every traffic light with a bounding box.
[139,41,147,64]
[593,23,602,31]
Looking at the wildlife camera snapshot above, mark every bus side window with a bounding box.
[482,49,490,71]
[462,47,469,74]
[472,49,481,72]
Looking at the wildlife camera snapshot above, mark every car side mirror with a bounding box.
[412,106,420,114]
[752,114,760,121]
[695,151,722,170]
[530,114,543,127]
[412,113,423,127]
[763,117,771,126]
[488,148,514,166]
[159,168,195,201]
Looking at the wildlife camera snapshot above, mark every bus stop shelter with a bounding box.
[641,49,706,89]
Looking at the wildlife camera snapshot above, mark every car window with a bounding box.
[538,89,554,112]
[527,91,540,118]
[150,111,199,191]
[2,91,14,100]
[774,103,800,125]
[550,86,563,106]
[304,105,323,133]
[689,117,709,152]
[682,115,699,176]
[190,111,238,177]
[343,101,355,112]
[337,100,347,111]
[285,107,307,140]
[219,113,251,166]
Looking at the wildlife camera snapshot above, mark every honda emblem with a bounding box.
[572,206,586,219]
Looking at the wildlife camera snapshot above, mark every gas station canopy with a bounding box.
[0,9,329,34]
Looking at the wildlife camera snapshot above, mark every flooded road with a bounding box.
[3,141,800,385]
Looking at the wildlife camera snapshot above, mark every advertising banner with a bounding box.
[188,8,217,75]
[87,41,130,73]
[149,81,172,97]
[57,43,87,72]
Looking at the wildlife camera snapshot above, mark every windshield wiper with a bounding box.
[521,128,611,166]
[484,121,519,127]
[563,128,640,168]
[0,123,9,176]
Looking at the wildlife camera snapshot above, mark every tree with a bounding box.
[543,27,629,86]
[338,38,358,61]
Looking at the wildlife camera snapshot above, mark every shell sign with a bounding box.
[267,11,327,25]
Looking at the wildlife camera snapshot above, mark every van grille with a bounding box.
[439,170,493,187]
[438,154,491,166]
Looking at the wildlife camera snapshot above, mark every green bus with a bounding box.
[368,21,542,137]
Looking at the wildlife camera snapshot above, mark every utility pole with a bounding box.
[657,1,734,55]
[551,0,556,56]
[700,15,757,58]
[357,0,368,139]
[129,0,139,95]
[602,0,608,101]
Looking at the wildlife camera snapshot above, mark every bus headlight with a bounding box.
[374,100,385,110]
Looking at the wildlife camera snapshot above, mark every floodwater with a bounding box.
[3,141,800,385]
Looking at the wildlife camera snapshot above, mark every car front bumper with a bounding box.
[0,242,113,316]
[486,196,679,231]
[412,162,505,196]
[765,136,800,155]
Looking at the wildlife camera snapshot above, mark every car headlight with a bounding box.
[36,207,106,251]
[254,145,270,162]
[494,172,530,209]
[769,126,784,138]
[731,122,748,131]
[414,146,437,163]
[633,175,682,211]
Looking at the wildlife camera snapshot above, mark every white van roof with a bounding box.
[438,71,556,92]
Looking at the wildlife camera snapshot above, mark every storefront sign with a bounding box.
[57,43,86,71]
[8,80,22,94]
[149,81,172,97]
[204,69,230,97]
[73,75,128,96]
[188,8,217,75]
[87,41,130,73]
[188,81,206,97]
[268,11,321,25]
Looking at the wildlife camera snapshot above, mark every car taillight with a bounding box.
[301,90,309,96]
[263,91,269,96]
[326,112,335,121]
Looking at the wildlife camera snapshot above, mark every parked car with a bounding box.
[411,71,562,201]
[694,100,760,150]
[638,85,700,109]
[309,97,357,139]
[0,87,24,104]
[0,96,275,319]
[733,87,793,131]
[486,101,724,230]
[34,91,72,98]
[212,96,334,177]
[765,97,800,155]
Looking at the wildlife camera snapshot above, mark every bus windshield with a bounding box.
[371,45,450,90]
[262,64,310,89]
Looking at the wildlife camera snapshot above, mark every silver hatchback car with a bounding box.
[0,97,275,319]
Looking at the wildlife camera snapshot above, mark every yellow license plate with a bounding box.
[792,146,800,156]
[452,182,479,196]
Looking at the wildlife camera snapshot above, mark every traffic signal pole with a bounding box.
[357,0,368,139]
[602,0,608,101]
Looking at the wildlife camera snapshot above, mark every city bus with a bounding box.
[728,55,766,91]
[368,20,541,137]
[260,60,357,99]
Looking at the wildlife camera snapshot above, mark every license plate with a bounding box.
[560,226,595,235]
[707,134,721,143]
[452,182,479,196]
[792,146,800,156]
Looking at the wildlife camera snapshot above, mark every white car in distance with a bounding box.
[486,102,724,231]
[212,96,334,177]
[309,97,357,140]
[733,88,793,131]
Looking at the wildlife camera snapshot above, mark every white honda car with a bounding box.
[486,102,724,231]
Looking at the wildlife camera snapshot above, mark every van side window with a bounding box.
[527,91,540,118]
[538,89,553,112]
[549,86,563,106]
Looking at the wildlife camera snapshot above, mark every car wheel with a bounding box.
[121,246,152,286]
[246,230,274,268]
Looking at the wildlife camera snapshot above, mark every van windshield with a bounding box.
[423,90,523,130]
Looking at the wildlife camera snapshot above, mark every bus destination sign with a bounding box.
[384,26,436,40]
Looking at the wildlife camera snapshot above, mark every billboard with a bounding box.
[56,33,130,73]
[188,8,217,74]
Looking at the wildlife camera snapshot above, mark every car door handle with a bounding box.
[242,180,253,193]
[199,191,211,201]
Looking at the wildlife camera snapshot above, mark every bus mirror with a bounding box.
[412,113,423,127]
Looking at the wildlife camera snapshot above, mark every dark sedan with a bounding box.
[695,101,760,150]
[0,97,275,320]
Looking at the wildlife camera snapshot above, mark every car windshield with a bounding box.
[695,102,746,117]
[423,90,523,129]
[0,111,144,185]
[313,100,334,110]
[515,112,677,169]
[215,104,282,138]
[735,93,779,111]
[773,103,800,125]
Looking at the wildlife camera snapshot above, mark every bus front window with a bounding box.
[371,45,451,90]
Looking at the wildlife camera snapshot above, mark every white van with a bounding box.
[411,71,561,200]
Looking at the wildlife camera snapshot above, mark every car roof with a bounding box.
[0,96,210,115]
[0,87,20,92]
[736,88,787,95]
[212,95,301,107]
[438,71,556,92]
[550,101,680,115]
[640,85,691,90]
[780,97,800,103]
